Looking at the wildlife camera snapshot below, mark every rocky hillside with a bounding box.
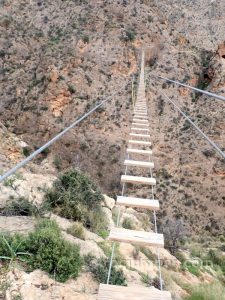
[0,169,224,300]
[0,1,225,299]
[1,0,225,236]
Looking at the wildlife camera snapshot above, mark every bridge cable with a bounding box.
[151,74,225,103]
[0,83,129,183]
[150,85,225,160]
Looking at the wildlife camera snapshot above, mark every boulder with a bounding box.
[102,194,115,210]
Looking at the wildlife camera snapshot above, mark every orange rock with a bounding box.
[49,68,59,83]
[179,87,189,96]
[217,43,225,58]
[50,91,71,117]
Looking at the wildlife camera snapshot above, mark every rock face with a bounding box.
[0,216,35,233]
[6,269,98,300]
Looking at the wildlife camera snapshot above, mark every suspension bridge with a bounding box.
[97,52,172,299]
[0,49,225,299]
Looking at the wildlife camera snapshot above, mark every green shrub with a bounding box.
[67,222,86,240]
[68,84,76,94]
[44,169,107,233]
[207,249,225,274]
[186,264,201,277]
[0,197,46,217]
[82,35,89,43]
[22,147,31,157]
[89,257,127,286]
[0,219,82,282]
[141,273,151,285]
[139,247,157,261]
[53,156,62,170]
[0,234,28,264]
[98,230,109,239]
[174,252,186,263]
[185,281,225,300]
[122,217,134,229]
[122,28,136,42]
[26,219,82,282]
[181,262,201,277]
[98,241,126,265]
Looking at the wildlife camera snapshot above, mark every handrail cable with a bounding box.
[151,74,225,103]
[0,83,129,183]
[151,85,225,160]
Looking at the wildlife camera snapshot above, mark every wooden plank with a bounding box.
[132,123,149,127]
[108,227,164,247]
[121,175,156,185]
[124,159,154,168]
[133,117,148,121]
[128,140,151,146]
[130,133,150,138]
[134,113,148,117]
[117,196,159,210]
[134,111,147,114]
[98,284,172,300]
[131,128,150,131]
[127,148,152,155]
[133,119,148,123]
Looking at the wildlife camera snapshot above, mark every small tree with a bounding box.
[162,219,185,254]
[122,28,136,42]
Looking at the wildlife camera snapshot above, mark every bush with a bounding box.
[68,84,76,94]
[174,252,186,263]
[67,222,86,240]
[122,28,136,42]
[89,257,127,286]
[207,249,225,274]
[185,281,225,300]
[22,147,31,157]
[0,197,46,217]
[141,273,151,285]
[82,35,89,43]
[0,219,83,283]
[26,219,82,282]
[98,242,126,265]
[44,169,107,233]
[185,263,201,277]
[140,247,157,261]
[122,217,134,229]
[0,233,28,263]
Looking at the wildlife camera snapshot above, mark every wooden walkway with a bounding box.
[98,52,171,299]
[98,284,172,300]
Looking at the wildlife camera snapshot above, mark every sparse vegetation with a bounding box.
[0,197,46,217]
[122,28,136,42]
[122,217,135,229]
[44,169,107,233]
[0,219,82,282]
[163,219,185,254]
[67,222,86,240]
[86,257,127,286]
[185,281,225,300]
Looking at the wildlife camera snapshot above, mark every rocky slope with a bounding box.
[0,1,225,298]
[0,186,217,300]
[1,0,224,235]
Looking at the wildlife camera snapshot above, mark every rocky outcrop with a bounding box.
[6,269,98,300]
